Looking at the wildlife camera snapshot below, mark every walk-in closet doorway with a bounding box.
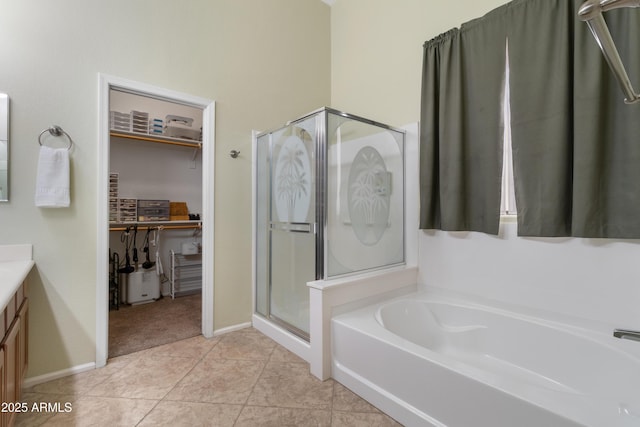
[96,74,215,368]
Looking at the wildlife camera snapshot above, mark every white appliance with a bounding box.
[126,268,160,304]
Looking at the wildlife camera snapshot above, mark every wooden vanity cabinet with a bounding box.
[17,298,27,388]
[2,320,19,427]
[1,280,28,427]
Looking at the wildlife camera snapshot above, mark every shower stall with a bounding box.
[254,108,405,340]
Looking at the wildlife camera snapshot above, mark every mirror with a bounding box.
[0,93,8,202]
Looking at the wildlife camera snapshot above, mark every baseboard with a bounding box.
[24,362,96,389]
[213,321,252,336]
[25,324,251,389]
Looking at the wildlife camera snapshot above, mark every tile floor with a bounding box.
[17,328,402,426]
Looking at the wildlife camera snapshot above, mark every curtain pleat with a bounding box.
[419,9,507,234]
[419,30,457,230]
[507,0,575,236]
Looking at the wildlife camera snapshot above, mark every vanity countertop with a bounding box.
[0,245,34,310]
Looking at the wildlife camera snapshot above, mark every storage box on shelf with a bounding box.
[110,111,130,132]
[164,114,201,141]
[137,200,170,222]
[109,173,119,223]
[149,118,163,135]
[118,198,137,223]
[131,110,149,134]
[170,202,189,221]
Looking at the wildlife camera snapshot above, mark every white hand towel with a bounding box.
[35,145,70,207]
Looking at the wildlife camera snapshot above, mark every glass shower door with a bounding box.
[267,116,317,338]
[255,108,404,340]
[326,111,405,277]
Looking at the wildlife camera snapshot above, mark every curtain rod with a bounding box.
[579,0,640,104]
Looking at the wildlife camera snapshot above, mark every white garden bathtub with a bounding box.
[331,291,640,427]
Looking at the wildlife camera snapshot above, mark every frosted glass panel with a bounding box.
[271,119,315,224]
[268,116,316,337]
[270,230,314,335]
[326,114,404,277]
[348,146,392,245]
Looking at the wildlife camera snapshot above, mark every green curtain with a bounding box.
[419,7,508,234]
[508,0,640,238]
[421,0,640,238]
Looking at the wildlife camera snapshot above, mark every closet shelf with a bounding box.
[109,220,202,231]
[110,130,202,148]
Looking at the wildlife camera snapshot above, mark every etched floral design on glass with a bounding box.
[275,136,311,222]
[348,146,391,245]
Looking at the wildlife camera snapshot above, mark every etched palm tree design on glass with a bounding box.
[274,135,311,222]
[348,146,391,245]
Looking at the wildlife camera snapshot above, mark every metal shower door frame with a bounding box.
[258,110,326,341]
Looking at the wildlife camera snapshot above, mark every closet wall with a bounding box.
[109,90,203,296]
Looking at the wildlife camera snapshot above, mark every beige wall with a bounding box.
[330,0,508,127]
[0,0,330,378]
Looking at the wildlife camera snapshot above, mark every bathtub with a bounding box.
[331,291,640,427]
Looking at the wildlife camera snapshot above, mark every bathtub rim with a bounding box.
[331,288,640,427]
[407,285,640,351]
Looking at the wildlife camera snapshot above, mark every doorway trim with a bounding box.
[96,73,215,367]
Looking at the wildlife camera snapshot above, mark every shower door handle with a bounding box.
[270,222,317,234]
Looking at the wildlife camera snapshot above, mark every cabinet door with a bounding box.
[0,347,4,427]
[2,320,19,427]
[17,299,28,389]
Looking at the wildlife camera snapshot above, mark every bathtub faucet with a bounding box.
[613,329,640,342]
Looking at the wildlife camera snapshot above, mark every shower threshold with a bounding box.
[268,314,310,342]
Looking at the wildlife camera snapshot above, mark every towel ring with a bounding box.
[38,125,73,150]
